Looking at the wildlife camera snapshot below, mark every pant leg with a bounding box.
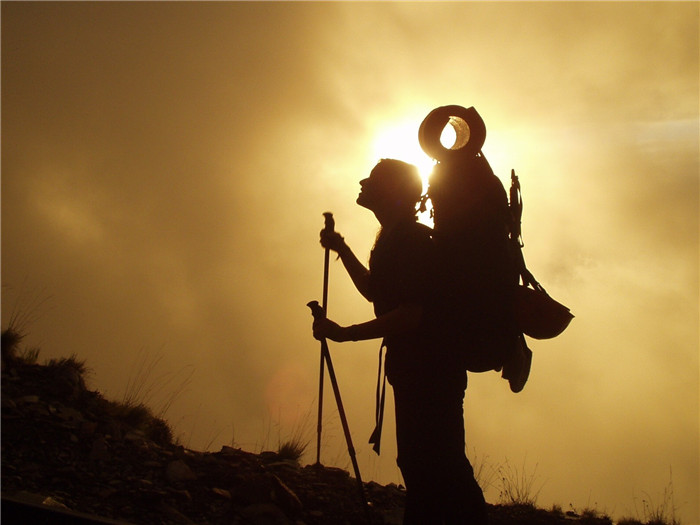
[393,372,488,525]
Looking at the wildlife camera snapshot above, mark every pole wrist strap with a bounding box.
[368,341,387,455]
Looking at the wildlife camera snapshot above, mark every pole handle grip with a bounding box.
[322,212,335,233]
[307,300,326,320]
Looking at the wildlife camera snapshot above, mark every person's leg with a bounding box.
[433,374,488,525]
[393,370,488,525]
[394,381,441,524]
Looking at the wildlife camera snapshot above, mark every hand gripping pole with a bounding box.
[308,300,367,508]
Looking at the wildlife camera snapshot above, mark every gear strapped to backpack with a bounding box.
[418,105,574,380]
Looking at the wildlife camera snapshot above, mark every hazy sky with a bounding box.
[2,2,698,523]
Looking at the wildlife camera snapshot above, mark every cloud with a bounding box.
[2,2,698,522]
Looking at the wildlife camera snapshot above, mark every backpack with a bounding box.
[418,105,573,374]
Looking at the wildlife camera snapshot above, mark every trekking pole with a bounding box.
[307,300,368,509]
[315,212,334,465]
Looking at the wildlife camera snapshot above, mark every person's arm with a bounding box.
[320,230,372,301]
[312,303,423,343]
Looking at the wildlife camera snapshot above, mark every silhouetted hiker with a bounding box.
[312,158,488,525]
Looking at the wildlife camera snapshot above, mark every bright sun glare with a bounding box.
[371,119,458,192]
[371,119,460,225]
[371,121,436,192]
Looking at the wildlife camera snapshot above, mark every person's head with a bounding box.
[357,159,423,219]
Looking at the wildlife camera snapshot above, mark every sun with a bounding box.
[370,118,463,188]
[370,120,437,192]
[371,116,464,225]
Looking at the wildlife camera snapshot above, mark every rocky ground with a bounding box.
[1,350,614,525]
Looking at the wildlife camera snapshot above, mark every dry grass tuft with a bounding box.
[105,399,174,446]
[122,348,194,420]
[496,457,544,507]
[274,406,314,464]
[47,354,89,375]
[277,436,308,462]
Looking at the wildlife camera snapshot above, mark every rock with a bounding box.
[158,502,197,524]
[42,496,70,509]
[378,507,404,525]
[211,487,231,499]
[50,365,85,399]
[89,436,110,462]
[318,465,349,481]
[238,473,276,505]
[272,474,303,517]
[168,488,192,501]
[165,459,197,483]
[10,490,57,506]
[124,430,144,440]
[56,405,85,422]
[80,421,97,435]
[259,450,279,462]
[267,460,300,471]
[220,445,240,455]
[16,395,40,404]
[97,488,116,499]
[240,503,292,525]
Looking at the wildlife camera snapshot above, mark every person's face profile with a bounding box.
[357,165,393,210]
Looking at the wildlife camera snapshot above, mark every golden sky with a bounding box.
[2,2,698,523]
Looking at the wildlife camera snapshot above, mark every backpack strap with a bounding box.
[368,340,388,455]
[509,169,545,292]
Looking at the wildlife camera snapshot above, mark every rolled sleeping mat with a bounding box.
[418,105,487,163]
